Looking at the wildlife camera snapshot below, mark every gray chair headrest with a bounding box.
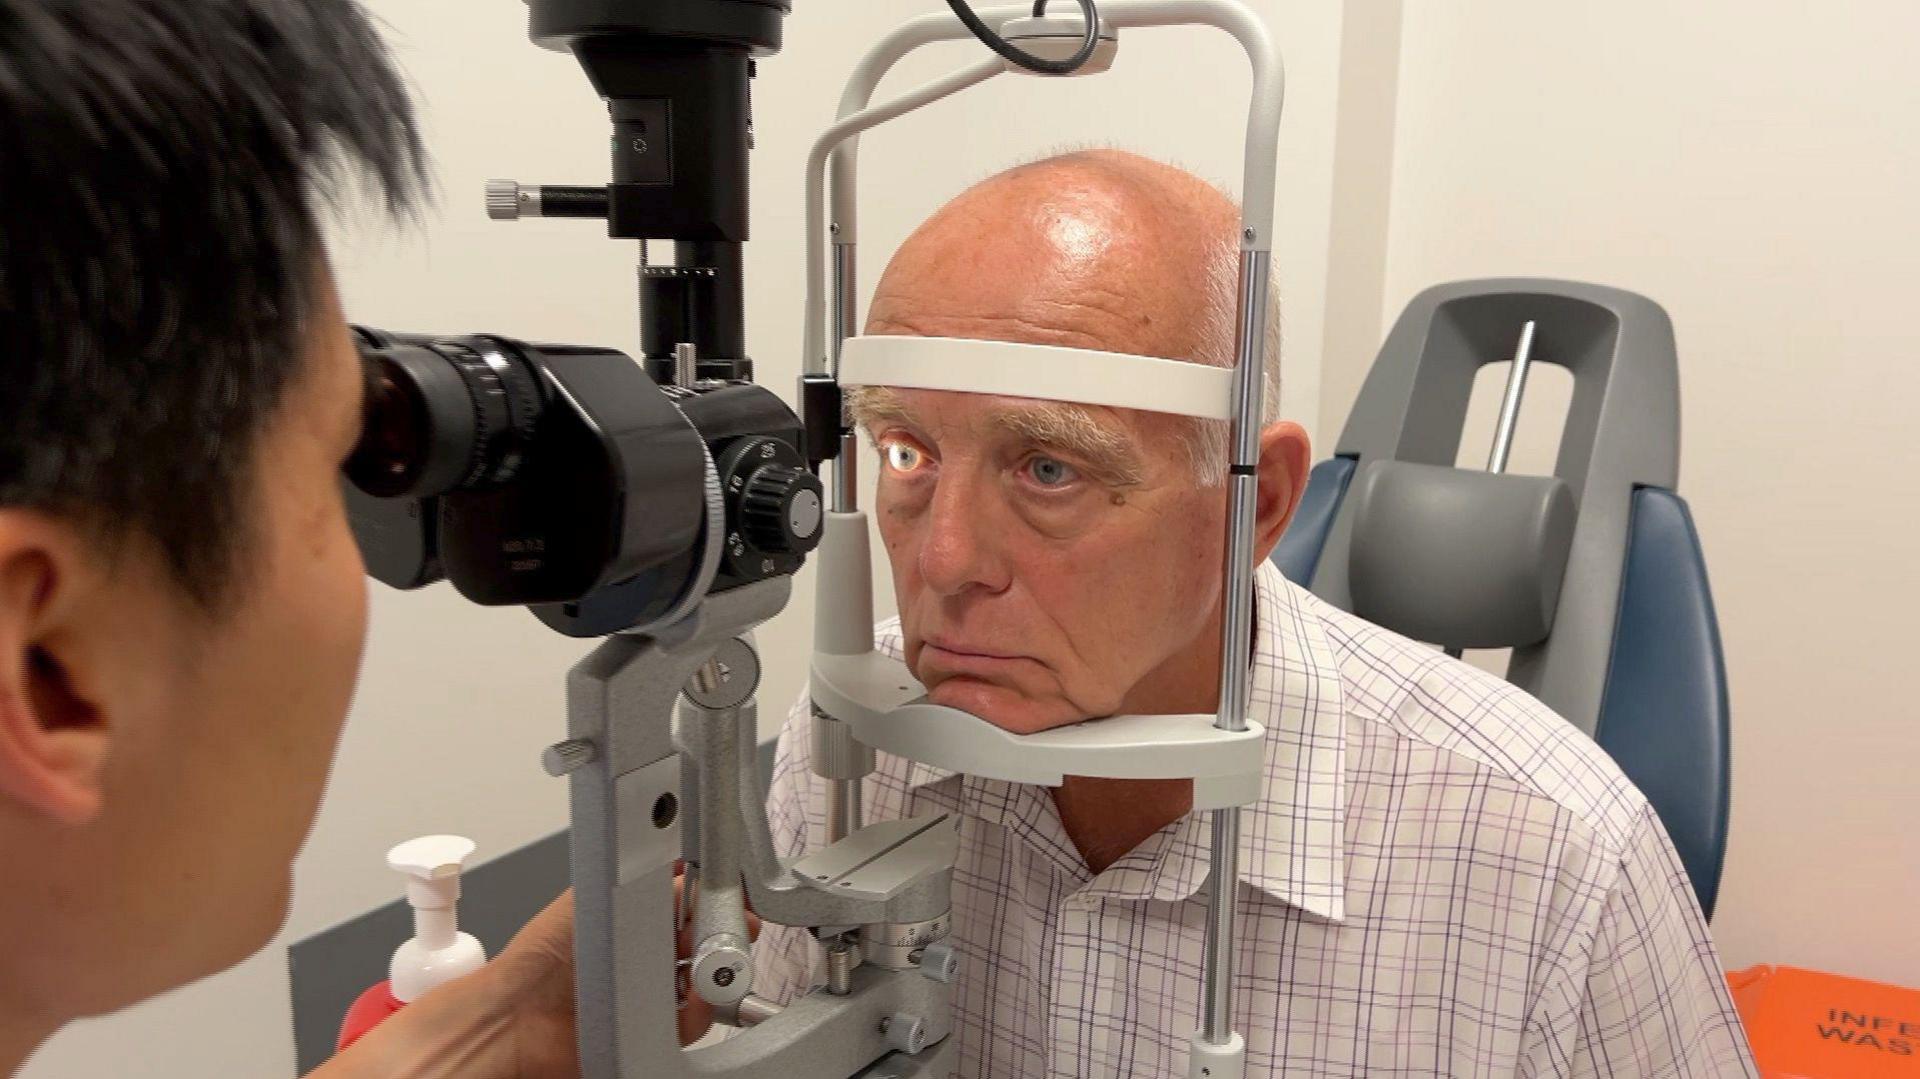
[1346,460,1576,650]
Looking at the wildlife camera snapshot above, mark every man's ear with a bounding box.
[1252,421,1313,565]
[0,511,110,826]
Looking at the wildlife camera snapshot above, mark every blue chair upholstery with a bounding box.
[1272,456,1357,587]
[1593,487,1731,918]
[1271,472,1731,918]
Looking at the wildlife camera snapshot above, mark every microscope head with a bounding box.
[527,0,790,58]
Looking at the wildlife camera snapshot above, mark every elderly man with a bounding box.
[746,150,1755,1077]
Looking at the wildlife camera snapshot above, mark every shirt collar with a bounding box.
[903,561,1350,923]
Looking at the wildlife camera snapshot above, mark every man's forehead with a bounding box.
[867,152,1240,371]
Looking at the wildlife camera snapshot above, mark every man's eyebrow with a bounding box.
[995,403,1144,487]
[848,385,915,433]
[849,385,1144,487]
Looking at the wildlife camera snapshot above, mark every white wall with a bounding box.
[22,2,1341,1074]
[1322,1,1920,986]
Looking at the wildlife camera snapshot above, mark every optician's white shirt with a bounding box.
[754,562,1757,1077]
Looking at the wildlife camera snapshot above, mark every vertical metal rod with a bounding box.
[1202,810,1243,1039]
[685,683,753,1007]
[679,240,748,371]
[827,239,863,841]
[826,783,848,843]
[830,243,858,365]
[830,242,860,514]
[635,245,649,366]
[842,783,862,839]
[674,342,698,390]
[1201,249,1271,1045]
[834,433,860,512]
[833,781,864,843]
[1215,249,1270,731]
[1486,320,1537,474]
[825,780,864,845]
[826,938,857,996]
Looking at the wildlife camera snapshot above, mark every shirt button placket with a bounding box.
[1051,894,1099,1079]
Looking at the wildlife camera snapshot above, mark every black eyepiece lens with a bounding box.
[346,358,431,498]
[342,338,500,500]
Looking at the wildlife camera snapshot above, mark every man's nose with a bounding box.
[917,470,1011,597]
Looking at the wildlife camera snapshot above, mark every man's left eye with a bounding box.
[1026,456,1078,487]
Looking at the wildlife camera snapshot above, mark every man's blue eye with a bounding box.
[1029,456,1076,486]
[885,441,923,472]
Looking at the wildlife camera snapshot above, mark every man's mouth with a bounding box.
[921,635,1025,661]
[918,636,1035,680]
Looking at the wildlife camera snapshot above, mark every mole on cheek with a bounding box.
[1109,492,1128,507]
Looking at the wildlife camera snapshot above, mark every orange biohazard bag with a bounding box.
[1729,965,1920,1078]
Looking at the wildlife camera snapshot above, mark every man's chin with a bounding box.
[925,677,1087,736]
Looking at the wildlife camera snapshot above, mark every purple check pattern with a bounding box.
[752,562,1756,1077]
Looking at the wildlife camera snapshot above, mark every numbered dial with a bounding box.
[718,437,822,581]
[740,464,823,554]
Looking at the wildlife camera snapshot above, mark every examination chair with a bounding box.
[1273,278,1731,919]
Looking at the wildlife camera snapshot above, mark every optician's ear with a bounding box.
[0,512,111,827]
[1252,421,1312,564]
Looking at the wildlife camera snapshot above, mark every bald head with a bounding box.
[853,153,1311,737]
[861,150,1280,483]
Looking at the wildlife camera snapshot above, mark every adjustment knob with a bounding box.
[486,179,528,220]
[881,1013,928,1056]
[917,941,959,984]
[739,464,824,555]
[691,937,753,1007]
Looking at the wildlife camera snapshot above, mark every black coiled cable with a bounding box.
[946,0,1102,76]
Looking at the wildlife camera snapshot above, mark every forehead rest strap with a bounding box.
[838,335,1234,420]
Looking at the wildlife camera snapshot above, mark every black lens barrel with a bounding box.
[346,344,476,498]
[345,334,544,501]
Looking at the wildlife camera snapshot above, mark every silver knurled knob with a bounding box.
[881,1013,927,1055]
[810,712,876,781]
[486,179,526,220]
[917,941,959,984]
[541,738,596,777]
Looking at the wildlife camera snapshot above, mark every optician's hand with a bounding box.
[313,890,579,1079]
[676,869,764,1048]
[675,867,764,1044]
[677,871,712,1047]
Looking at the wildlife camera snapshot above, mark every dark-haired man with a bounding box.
[0,2,575,1074]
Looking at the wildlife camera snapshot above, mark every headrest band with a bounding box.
[837,335,1234,420]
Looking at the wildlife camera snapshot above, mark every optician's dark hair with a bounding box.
[0,0,425,605]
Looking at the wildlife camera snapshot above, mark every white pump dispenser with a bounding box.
[385,834,487,1002]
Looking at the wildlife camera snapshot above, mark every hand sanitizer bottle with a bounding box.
[335,835,487,1052]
